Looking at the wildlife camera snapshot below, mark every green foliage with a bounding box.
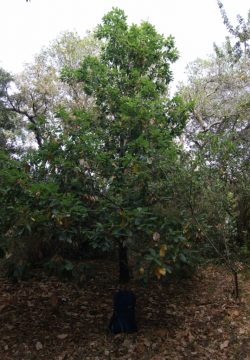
[6,260,31,282]
[217,1,250,60]
[0,68,18,151]
[44,256,91,283]
[60,8,191,280]
[137,226,198,282]
[0,9,193,282]
[1,31,100,150]
[175,133,250,269]
[0,141,94,269]
[178,5,250,266]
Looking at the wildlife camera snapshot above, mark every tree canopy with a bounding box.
[0,5,249,289]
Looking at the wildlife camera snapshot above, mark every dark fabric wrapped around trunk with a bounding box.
[109,290,137,334]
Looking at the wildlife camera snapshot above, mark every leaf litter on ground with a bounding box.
[0,261,249,359]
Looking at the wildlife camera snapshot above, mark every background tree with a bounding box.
[177,4,250,279]
[217,0,250,60]
[2,31,99,149]
[0,68,20,151]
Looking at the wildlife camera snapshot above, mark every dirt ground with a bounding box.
[0,261,249,360]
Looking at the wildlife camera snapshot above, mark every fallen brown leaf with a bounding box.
[35,341,43,350]
[220,340,229,350]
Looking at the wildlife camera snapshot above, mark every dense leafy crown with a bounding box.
[62,8,186,143]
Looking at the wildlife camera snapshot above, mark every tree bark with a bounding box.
[119,243,130,283]
[233,270,239,299]
[236,197,249,247]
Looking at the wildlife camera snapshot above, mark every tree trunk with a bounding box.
[233,270,239,299]
[236,197,250,247]
[119,243,130,283]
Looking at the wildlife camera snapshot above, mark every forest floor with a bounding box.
[0,261,249,360]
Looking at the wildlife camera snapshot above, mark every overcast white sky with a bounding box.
[0,0,249,87]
